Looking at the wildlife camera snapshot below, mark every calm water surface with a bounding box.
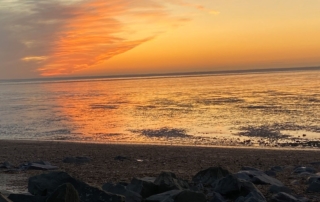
[0,71,320,147]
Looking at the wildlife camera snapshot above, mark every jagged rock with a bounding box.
[114,156,130,161]
[174,190,206,202]
[46,183,80,202]
[28,171,124,202]
[127,177,158,198]
[241,167,261,172]
[209,192,226,202]
[235,191,266,202]
[264,170,276,177]
[19,161,58,170]
[8,194,46,202]
[145,190,206,202]
[307,176,320,184]
[235,170,283,186]
[145,190,181,202]
[0,162,13,169]
[102,182,142,202]
[306,180,320,192]
[192,167,231,186]
[269,185,293,194]
[293,166,316,174]
[154,172,189,193]
[0,194,12,202]
[63,157,91,164]
[270,166,284,172]
[309,162,320,166]
[212,174,265,201]
[271,192,300,202]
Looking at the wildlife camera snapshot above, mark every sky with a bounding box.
[1,0,320,79]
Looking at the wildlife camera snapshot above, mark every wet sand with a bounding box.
[0,140,320,199]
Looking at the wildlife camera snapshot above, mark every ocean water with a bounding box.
[0,71,320,147]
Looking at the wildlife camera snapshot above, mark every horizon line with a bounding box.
[1,66,320,83]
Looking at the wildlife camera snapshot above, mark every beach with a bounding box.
[1,140,320,201]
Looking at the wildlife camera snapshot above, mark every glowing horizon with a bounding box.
[1,0,320,79]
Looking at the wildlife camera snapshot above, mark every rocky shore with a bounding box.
[0,140,320,201]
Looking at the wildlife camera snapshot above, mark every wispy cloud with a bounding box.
[0,0,213,77]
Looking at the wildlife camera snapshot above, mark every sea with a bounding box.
[0,69,320,148]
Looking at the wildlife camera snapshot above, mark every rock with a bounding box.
[269,185,293,194]
[0,162,13,169]
[145,190,181,202]
[8,194,46,202]
[241,167,261,172]
[174,190,206,202]
[0,194,12,202]
[307,176,320,184]
[19,161,58,170]
[293,166,316,174]
[209,192,226,202]
[46,183,80,202]
[114,156,130,161]
[212,174,265,201]
[0,190,13,197]
[306,180,320,192]
[102,183,127,195]
[28,171,124,202]
[154,172,189,193]
[270,166,284,172]
[192,167,231,186]
[63,157,90,164]
[102,182,142,202]
[127,177,158,198]
[235,191,266,202]
[271,192,300,202]
[145,190,206,202]
[264,170,276,177]
[236,170,283,186]
[309,162,320,166]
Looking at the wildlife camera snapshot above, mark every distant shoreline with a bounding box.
[1,66,320,84]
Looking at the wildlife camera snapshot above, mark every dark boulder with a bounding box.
[154,172,189,193]
[127,177,158,198]
[145,190,206,202]
[19,161,58,171]
[270,166,284,172]
[145,190,181,202]
[46,183,80,202]
[271,192,300,202]
[209,192,226,202]
[8,194,46,202]
[174,190,206,202]
[269,185,293,194]
[102,182,142,202]
[0,162,13,169]
[212,174,265,201]
[241,167,261,172]
[306,180,320,192]
[28,171,124,202]
[192,167,231,186]
[235,191,266,202]
[0,194,12,202]
[235,170,283,186]
[293,166,316,174]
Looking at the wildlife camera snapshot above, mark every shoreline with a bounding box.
[1,138,320,152]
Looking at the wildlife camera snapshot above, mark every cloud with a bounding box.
[0,0,209,78]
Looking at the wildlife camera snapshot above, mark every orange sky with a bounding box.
[1,0,320,79]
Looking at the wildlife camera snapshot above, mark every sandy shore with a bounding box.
[0,140,320,199]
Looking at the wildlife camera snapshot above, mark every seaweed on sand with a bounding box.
[237,125,291,141]
[130,127,191,138]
